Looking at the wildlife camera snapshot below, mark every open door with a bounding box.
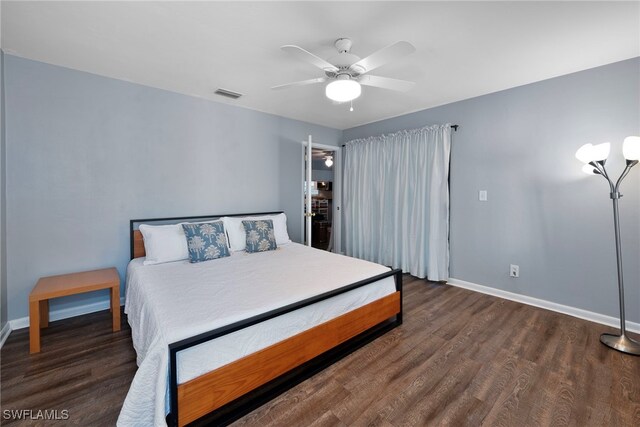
[304,135,314,246]
[302,136,341,252]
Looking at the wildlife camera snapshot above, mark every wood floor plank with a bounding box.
[391,356,483,426]
[330,340,448,425]
[525,369,571,426]
[468,348,520,405]
[2,278,639,427]
[245,378,350,427]
[477,348,541,426]
[306,410,347,427]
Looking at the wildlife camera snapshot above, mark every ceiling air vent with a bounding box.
[214,88,243,100]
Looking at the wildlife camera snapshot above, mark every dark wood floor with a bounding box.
[2,276,639,426]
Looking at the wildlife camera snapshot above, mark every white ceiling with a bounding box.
[312,148,333,159]
[2,1,639,130]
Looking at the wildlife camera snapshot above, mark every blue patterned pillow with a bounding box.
[181,221,230,263]
[242,219,277,253]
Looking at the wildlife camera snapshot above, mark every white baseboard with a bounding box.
[8,296,125,331]
[447,278,640,334]
[0,322,11,349]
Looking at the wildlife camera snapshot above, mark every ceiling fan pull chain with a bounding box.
[350,100,354,112]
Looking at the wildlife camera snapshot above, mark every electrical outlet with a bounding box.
[479,190,488,201]
[510,264,520,278]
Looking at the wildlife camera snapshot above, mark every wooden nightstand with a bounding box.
[29,267,121,354]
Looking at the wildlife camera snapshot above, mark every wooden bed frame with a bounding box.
[129,213,403,426]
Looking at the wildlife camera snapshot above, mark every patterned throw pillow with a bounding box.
[181,221,230,263]
[242,219,277,253]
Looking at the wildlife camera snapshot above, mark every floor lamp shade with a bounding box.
[623,136,640,160]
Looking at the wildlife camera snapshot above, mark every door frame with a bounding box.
[300,141,342,253]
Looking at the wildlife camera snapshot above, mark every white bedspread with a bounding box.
[117,243,395,426]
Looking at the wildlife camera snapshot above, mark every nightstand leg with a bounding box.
[29,300,41,354]
[39,299,49,328]
[111,285,121,332]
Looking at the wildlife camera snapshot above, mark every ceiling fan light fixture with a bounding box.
[325,156,334,167]
[325,78,361,103]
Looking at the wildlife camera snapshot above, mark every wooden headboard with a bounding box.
[129,211,284,260]
[132,230,146,259]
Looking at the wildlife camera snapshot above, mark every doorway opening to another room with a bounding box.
[302,141,341,253]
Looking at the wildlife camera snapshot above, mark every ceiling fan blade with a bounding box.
[359,75,415,92]
[281,45,338,72]
[350,41,415,74]
[271,77,327,90]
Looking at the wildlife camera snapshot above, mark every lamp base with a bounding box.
[600,333,640,356]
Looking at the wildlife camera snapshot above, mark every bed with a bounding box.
[118,212,402,426]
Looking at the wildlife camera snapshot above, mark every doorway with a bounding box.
[302,141,341,253]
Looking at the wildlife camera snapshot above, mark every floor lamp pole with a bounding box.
[596,160,640,355]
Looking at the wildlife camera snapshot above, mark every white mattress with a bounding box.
[117,243,396,427]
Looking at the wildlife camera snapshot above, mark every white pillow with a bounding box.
[139,224,189,265]
[223,213,291,252]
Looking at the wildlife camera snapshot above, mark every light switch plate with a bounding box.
[479,190,488,201]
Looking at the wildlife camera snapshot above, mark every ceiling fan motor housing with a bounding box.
[326,38,364,78]
[334,38,352,53]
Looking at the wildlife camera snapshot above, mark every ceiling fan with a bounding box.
[272,38,416,103]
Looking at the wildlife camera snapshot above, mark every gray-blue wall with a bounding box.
[344,57,640,323]
[4,55,341,321]
[5,53,639,326]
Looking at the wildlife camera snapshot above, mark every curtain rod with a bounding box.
[341,124,459,147]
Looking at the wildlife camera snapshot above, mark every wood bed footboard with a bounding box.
[168,270,403,427]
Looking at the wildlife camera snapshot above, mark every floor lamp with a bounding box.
[575,136,640,355]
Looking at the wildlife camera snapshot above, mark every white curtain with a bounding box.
[343,124,451,280]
